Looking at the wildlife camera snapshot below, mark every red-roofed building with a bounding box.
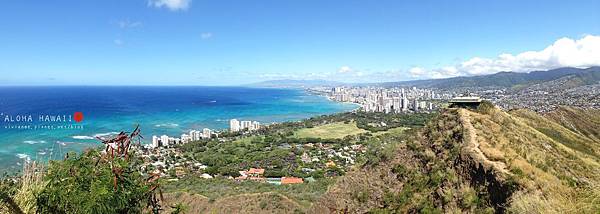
[237,168,265,181]
[247,168,265,177]
[281,177,303,184]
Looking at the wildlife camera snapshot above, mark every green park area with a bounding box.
[293,122,368,139]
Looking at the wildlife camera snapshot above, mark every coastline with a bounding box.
[0,87,358,173]
[305,89,362,111]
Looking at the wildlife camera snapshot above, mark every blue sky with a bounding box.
[0,0,599,85]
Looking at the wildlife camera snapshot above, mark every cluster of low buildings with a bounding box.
[136,145,211,179]
[235,168,304,185]
[301,142,366,168]
[444,78,600,113]
[229,119,260,132]
[312,86,449,113]
[496,82,600,113]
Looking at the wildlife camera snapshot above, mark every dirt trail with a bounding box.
[458,109,510,175]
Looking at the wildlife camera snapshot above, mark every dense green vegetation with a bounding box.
[311,109,536,213]
[0,149,158,214]
[353,112,436,132]
[178,112,434,178]
[3,98,600,214]
[36,151,150,213]
[167,111,433,213]
[0,130,162,214]
[181,138,313,178]
[4,105,598,213]
[1,111,435,213]
[163,177,335,206]
[374,111,502,213]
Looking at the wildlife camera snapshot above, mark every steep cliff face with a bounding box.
[311,106,600,213]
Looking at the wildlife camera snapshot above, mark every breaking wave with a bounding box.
[23,140,47,144]
[72,135,95,140]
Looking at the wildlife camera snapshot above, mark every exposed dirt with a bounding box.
[458,109,510,176]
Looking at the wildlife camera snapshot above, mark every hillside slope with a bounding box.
[311,109,513,213]
[544,107,600,142]
[311,106,600,213]
[161,192,303,214]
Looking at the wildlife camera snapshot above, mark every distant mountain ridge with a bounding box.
[250,67,600,89]
[247,79,347,88]
[377,66,600,89]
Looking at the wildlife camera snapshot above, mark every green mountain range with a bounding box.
[379,66,600,89]
[251,67,600,89]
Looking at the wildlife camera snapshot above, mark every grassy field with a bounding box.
[293,122,368,139]
[372,127,409,136]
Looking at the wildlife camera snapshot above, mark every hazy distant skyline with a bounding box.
[1,0,599,85]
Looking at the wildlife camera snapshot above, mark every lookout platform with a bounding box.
[449,97,482,108]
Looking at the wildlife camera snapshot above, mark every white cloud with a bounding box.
[258,35,600,83]
[148,0,191,11]
[201,32,213,39]
[411,35,600,79]
[408,67,426,77]
[338,66,352,73]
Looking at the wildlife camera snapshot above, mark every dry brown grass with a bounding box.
[162,191,303,214]
[14,162,45,214]
[464,106,600,213]
[509,186,600,214]
[309,144,417,213]
[545,106,600,142]
[1,161,46,214]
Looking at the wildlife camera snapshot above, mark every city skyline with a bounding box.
[1,0,599,85]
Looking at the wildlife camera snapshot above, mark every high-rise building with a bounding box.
[191,130,201,141]
[189,130,195,140]
[240,120,252,130]
[251,121,260,130]
[203,128,212,139]
[402,97,409,111]
[392,97,401,113]
[152,135,160,148]
[180,134,191,144]
[230,119,240,132]
[160,135,169,146]
[413,99,419,111]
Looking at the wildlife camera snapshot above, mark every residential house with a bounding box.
[281,177,303,184]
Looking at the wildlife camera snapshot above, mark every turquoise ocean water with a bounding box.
[0,86,357,172]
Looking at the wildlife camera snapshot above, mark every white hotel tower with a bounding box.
[230,118,260,132]
[229,119,240,132]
